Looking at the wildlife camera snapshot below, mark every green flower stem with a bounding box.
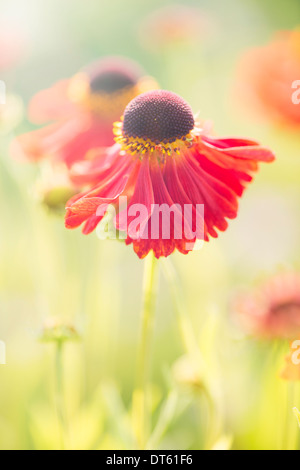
[283,382,298,450]
[161,258,203,366]
[134,253,159,450]
[161,258,218,448]
[55,340,68,450]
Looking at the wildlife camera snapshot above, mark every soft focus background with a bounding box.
[1,0,300,450]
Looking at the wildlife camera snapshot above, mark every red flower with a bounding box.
[11,56,157,167]
[65,90,275,259]
[236,29,300,128]
[234,272,300,339]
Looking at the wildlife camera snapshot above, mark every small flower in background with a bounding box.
[234,272,300,339]
[236,29,300,129]
[34,163,80,214]
[39,317,80,344]
[65,89,274,259]
[11,56,158,167]
[138,4,213,51]
[172,355,203,392]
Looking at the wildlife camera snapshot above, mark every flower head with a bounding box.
[39,317,80,344]
[11,56,157,167]
[118,89,195,154]
[65,89,275,259]
[139,4,212,50]
[234,272,300,339]
[236,29,300,128]
[35,162,80,214]
[172,354,203,391]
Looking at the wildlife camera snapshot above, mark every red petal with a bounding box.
[116,158,154,237]
[28,80,77,124]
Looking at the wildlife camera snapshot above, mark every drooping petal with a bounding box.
[70,144,126,186]
[115,158,154,238]
[163,157,205,242]
[56,117,114,167]
[28,80,78,124]
[11,116,114,167]
[127,158,190,258]
[65,147,134,232]
[175,152,229,237]
[200,135,275,172]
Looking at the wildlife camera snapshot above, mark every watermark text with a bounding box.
[292,80,300,105]
[95,196,205,251]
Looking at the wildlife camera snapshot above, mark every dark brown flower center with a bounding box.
[122,90,195,144]
[90,71,137,94]
[84,58,143,94]
[271,301,300,317]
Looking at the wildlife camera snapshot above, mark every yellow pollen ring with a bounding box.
[113,120,196,159]
[67,73,159,119]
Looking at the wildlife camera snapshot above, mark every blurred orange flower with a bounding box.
[234,272,300,339]
[236,29,300,129]
[280,340,300,381]
[139,5,212,50]
[11,56,157,167]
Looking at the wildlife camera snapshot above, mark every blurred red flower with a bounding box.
[236,29,300,129]
[65,90,274,259]
[11,56,157,167]
[234,272,300,339]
